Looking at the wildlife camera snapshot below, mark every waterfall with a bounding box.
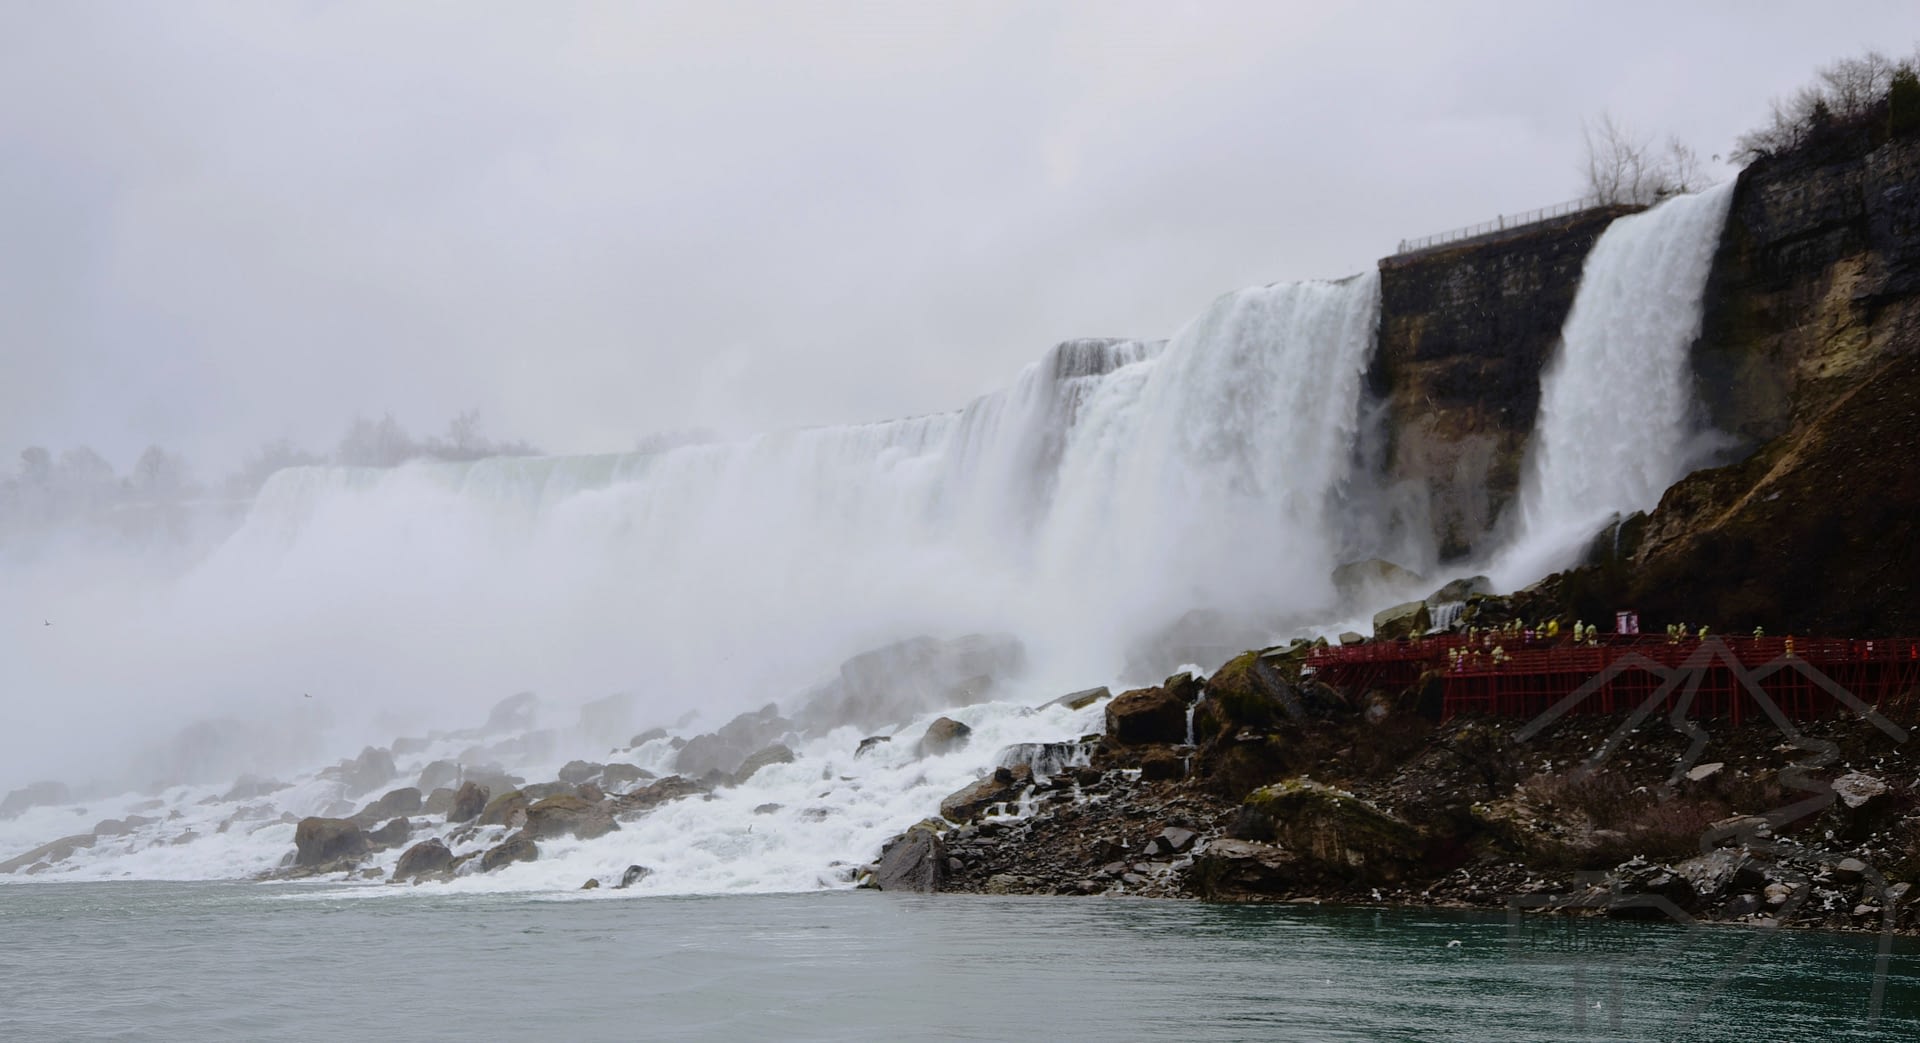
[1490,182,1737,589]
[1,273,1383,792]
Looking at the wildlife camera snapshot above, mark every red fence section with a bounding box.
[1303,635,1920,723]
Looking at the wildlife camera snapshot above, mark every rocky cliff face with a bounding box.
[1369,206,1642,561]
[1566,126,1920,635]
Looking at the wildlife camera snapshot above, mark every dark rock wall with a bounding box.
[1694,129,1920,453]
[1369,206,1642,561]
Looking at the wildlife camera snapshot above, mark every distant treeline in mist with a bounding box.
[0,411,539,551]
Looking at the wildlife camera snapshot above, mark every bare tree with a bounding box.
[1581,113,1701,206]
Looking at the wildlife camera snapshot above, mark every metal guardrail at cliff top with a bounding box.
[1395,194,1611,255]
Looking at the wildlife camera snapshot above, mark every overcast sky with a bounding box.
[3,1,1915,475]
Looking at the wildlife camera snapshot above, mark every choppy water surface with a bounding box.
[1,884,1914,1041]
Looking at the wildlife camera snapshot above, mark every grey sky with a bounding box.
[3,1,1915,474]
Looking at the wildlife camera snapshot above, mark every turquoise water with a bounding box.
[1,884,1914,1041]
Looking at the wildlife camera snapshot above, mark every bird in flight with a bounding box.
[303,692,312,699]
[44,620,51,627]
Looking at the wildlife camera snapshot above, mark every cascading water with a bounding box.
[1490,182,1737,589]
[1,272,1387,892]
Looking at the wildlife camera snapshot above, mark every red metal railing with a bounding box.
[1303,635,1920,723]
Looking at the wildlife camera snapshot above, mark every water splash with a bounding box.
[3,274,1382,797]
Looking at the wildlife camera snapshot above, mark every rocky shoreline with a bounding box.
[862,626,1920,940]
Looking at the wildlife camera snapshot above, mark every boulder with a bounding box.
[1338,631,1365,646]
[1230,778,1422,883]
[0,781,71,819]
[734,744,795,784]
[93,818,132,838]
[610,775,711,818]
[1149,827,1199,856]
[423,788,456,816]
[939,765,1033,823]
[366,817,412,850]
[854,736,892,758]
[1038,687,1109,712]
[628,727,669,748]
[916,718,972,758]
[599,763,653,790]
[1371,600,1432,641]
[1186,838,1300,898]
[1104,685,1190,745]
[524,795,619,841]
[352,787,423,827]
[675,705,793,778]
[1194,650,1303,742]
[0,834,95,874]
[477,790,529,828]
[520,782,573,801]
[558,760,604,785]
[576,783,606,803]
[447,781,490,824]
[479,834,538,872]
[1832,772,1890,809]
[617,864,652,889]
[1137,747,1186,782]
[870,826,947,892]
[292,817,370,868]
[392,839,454,882]
[417,760,463,792]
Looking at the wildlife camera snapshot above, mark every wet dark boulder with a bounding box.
[629,727,669,748]
[293,817,370,868]
[870,826,948,892]
[734,744,795,784]
[1372,600,1432,641]
[1194,650,1303,743]
[1038,686,1109,712]
[392,839,454,882]
[599,763,654,791]
[1230,778,1422,883]
[617,864,653,889]
[321,747,397,795]
[675,705,792,778]
[366,817,412,850]
[519,782,573,801]
[1187,838,1301,898]
[351,787,423,827]
[558,760,604,785]
[939,765,1033,824]
[855,736,892,758]
[524,794,619,841]
[479,834,539,872]
[478,790,529,828]
[1104,685,1191,745]
[446,781,490,824]
[916,717,972,758]
[611,775,710,819]
[417,760,463,792]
